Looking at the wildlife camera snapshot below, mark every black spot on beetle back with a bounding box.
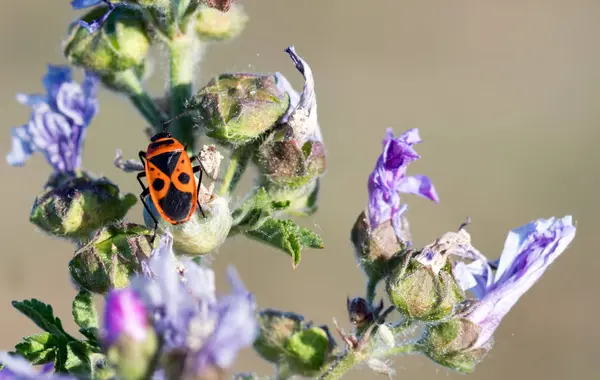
[158,184,193,222]
[178,172,190,184]
[152,178,165,191]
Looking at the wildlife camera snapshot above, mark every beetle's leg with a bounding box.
[137,172,158,243]
[192,162,206,218]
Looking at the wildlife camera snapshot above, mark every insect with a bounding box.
[137,130,206,242]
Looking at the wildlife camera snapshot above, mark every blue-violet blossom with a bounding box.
[7,65,99,173]
[368,128,439,237]
[453,216,576,348]
[104,288,149,345]
[71,0,116,33]
[0,353,73,379]
[130,234,258,375]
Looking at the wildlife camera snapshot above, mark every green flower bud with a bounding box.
[30,172,136,239]
[195,4,248,41]
[284,326,336,377]
[143,193,232,256]
[385,238,465,321]
[69,222,154,294]
[418,316,492,373]
[253,309,306,363]
[191,73,290,145]
[350,211,408,281]
[64,6,150,73]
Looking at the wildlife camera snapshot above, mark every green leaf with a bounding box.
[245,218,323,267]
[64,341,93,375]
[73,290,98,330]
[79,327,100,348]
[14,333,57,365]
[11,299,70,339]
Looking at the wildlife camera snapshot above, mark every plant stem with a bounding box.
[218,144,253,197]
[168,32,197,154]
[275,363,294,380]
[366,277,378,305]
[113,69,167,130]
[318,343,418,380]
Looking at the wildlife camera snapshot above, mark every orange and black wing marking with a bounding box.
[146,149,198,224]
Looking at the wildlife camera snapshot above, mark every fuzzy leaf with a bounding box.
[11,299,70,339]
[64,341,93,375]
[73,290,98,330]
[14,333,57,365]
[79,327,100,348]
[245,218,323,267]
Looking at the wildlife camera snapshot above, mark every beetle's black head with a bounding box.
[150,132,172,142]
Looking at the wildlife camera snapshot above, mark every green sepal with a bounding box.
[245,218,323,268]
[69,222,154,294]
[284,327,335,377]
[14,332,58,365]
[73,290,98,330]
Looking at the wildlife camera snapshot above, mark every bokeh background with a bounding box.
[1,1,598,379]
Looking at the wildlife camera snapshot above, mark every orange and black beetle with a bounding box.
[137,131,206,241]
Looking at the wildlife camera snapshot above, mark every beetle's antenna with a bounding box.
[162,110,190,132]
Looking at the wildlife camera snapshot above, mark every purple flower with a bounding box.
[104,288,149,346]
[454,216,576,348]
[7,66,99,173]
[71,0,116,33]
[0,353,73,379]
[367,128,439,238]
[130,234,258,376]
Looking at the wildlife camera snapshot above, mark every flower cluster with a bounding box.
[103,234,257,379]
[0,1,577,379]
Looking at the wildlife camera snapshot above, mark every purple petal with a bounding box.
[104,288,148,345]
[465,216,576,347]
[6,126,33,166]
[194,267,258,372]
[7,66,98,172]
[0,353,74,379]
[396,175,440,203]
[381,138,420,170]
[43,66,72,106]
[71,0,103,9]
[396,128,422,145]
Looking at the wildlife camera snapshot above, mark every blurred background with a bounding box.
[0,1,598,379]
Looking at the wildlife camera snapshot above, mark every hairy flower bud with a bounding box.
[256,138,326,190]
[253,309,335,377]
[64,6,150,73]
[417,314,492,373]
[69,222,154,294]
[253,309,305,363]
[386,244,465,322]
[142,193,232,256]
[195,4,247,41]
[191,73,289,145]
[351,211,409,281]
[104,288,158,380]
[284,326,336,377]
[30,172,136,239]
